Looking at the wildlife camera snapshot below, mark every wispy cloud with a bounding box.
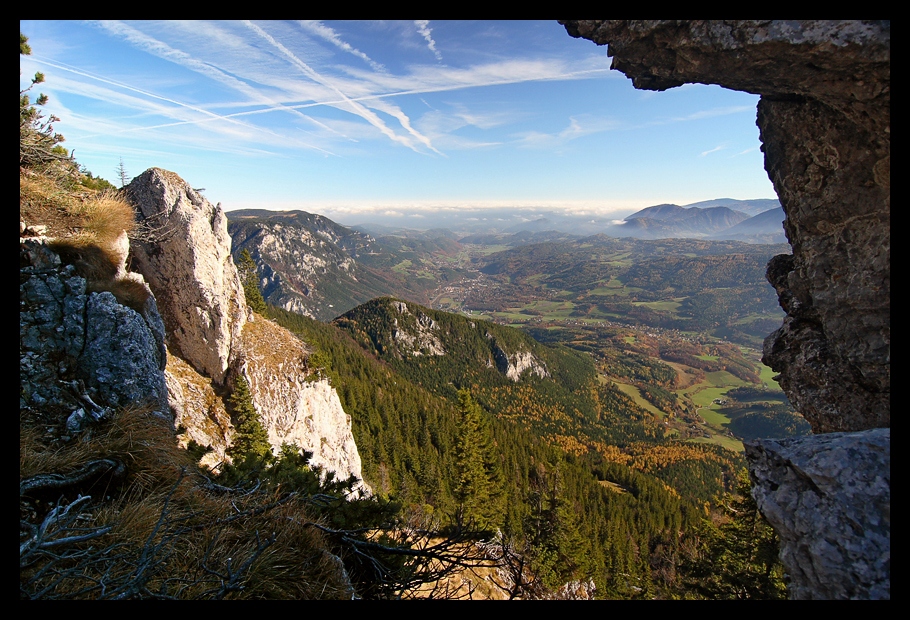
[700,144,727,157]
[514,114,622,150]
[92,21,346,150]
[414,20,442,61]
[244,20,437,154]
[297,21,385,72]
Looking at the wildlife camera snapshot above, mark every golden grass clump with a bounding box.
[20,404,193,493]
[23,168,152,312]
[69,191,137,248]
[21,404,354,599]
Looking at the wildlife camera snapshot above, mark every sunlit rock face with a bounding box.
[126,168,247,386]
[492,346,549,382]
[561,19,889,599]
[239,315,370,495]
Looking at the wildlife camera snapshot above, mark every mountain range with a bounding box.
[227,199,785,321]
[344,198,784,243]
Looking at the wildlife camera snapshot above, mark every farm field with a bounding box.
[411,233,804,450]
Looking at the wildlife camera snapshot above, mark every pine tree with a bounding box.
[226,375,272,461]
[20,32,70,171]
[453,389,503,532]
[677,469,788,599]
[116,157,131,188]
[236,249,268,314]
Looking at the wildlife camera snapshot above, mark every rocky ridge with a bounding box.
[227,209,397,321]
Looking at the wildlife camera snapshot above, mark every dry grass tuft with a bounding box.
[20,404,192,492]
[99,278,152,312]
[71,191,136,247]
[47,238,120,281]
[21,171,136,249]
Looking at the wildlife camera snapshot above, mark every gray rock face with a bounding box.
[20,239,169,426]
[745,430,890,600]
[126,168,247,385]
[561,19,890,599]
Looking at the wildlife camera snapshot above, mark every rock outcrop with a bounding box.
[126,168,247,385]
[745,429,890,600]
[561,20,890,434]
[390,301,445,356]
[20,238,170,430]
[561,20,889,599]
[240,315,369,494]
[492,345,549,382]
[126,169,368,488]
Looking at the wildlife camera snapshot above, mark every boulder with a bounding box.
[745,430,890,599]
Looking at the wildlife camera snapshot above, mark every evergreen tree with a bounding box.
[453,389,503,532]
[525,465,594,591]
[677,469,788,599]
[226,374,272,462]
[236,249,268,314]
[116,157,131,188]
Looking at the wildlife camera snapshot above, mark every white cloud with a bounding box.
[297,21,386,72]
[414,20,442,61]
[514,114,622,150]
[700,144,727,157]
[244,20,437,154]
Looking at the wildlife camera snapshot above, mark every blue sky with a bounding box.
[20,20,777,224]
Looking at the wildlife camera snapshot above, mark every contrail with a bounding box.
[244,19,437,154]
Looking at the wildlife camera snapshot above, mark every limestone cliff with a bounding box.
[240,315,369,493]
[561,19,890,600]
[125,168,367,487]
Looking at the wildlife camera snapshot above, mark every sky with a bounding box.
[20,20,778,226]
